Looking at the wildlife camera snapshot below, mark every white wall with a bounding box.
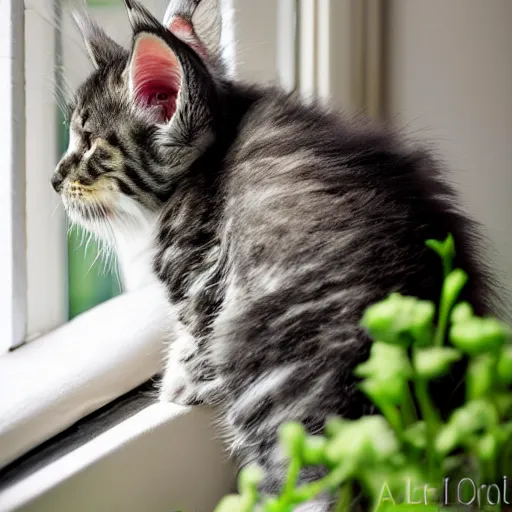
[233,0,278,83]
[386,0,512,311]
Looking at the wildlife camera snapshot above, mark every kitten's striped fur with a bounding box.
[53,1,495,509]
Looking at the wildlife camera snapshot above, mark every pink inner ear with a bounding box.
[131,35,181,123]
[168,17,209,61]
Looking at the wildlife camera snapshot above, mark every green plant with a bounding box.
[215,235,512,511]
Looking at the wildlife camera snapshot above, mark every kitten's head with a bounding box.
[52,0,231,236]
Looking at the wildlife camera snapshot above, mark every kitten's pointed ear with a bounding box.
[73,10,124,69]
[163,0,235,76]
[128,32,182,124]
[124,0,218,169]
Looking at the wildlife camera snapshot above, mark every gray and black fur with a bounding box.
[52,1,496,509]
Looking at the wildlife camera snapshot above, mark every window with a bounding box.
[0,1,175,470]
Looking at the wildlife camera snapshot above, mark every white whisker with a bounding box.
[51,202,62,218]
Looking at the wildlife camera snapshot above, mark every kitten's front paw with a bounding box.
[160,363,225,406]
[159,358,201,406]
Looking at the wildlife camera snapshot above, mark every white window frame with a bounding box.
[25,0,68,343]
[302,0,384,117]
[0,0,27,352]
[0,0,69,352]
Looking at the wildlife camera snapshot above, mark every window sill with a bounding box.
[0,283,173,470]
[0,403,236,512]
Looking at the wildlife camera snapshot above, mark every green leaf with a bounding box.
[326,416,399,467]
[413,347,461,380]
[402,421,427,450]
[497,344,512,385]
[457,399,500,429]
[435,400,499,454]
[466,354,494,400]
[433,268,468,347]
[279,423,306,459]
[451,302,474,324]
[434,425,459,456]
[355,342,412,380]
[425,234,455,277]
[356,343,412,405]
[325,417,347,438]
[442,269,468,311]
[301,435,328,465]
[360,377,408,406]
[238,464,265,494]
[361,294,435,347]
[450,317,509,355]
[477,432,499,461]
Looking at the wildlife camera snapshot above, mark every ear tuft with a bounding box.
[123,0,160,32]
[163,0,235,75]
[73,9,124,69]
[129,33,182,124]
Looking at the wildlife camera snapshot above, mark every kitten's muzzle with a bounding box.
[51,172,65,193]
[52,153,79,193]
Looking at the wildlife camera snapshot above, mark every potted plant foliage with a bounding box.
[216,236,512,512]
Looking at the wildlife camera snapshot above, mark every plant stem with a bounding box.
[379,403,403,440]
[293,463,352,503]
[334,482,353,512]
[414,379,441,429]
[442,257,451,280]
[279,455,302,505]
[434,302,449,347]
[401,386,418,427]
[434,270,467,347]
[414,377,441,480]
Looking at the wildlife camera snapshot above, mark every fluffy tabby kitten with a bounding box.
[52,1,495,509]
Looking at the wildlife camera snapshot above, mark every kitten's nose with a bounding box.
[51,172,65,193]
[52,156,73,193]
[53,154,79,192]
